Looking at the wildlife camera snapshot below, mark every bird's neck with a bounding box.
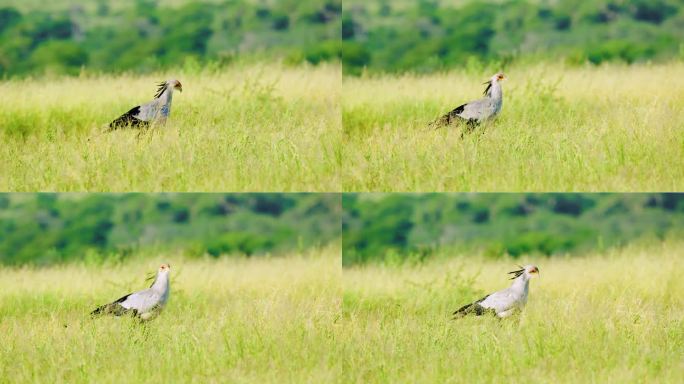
[158,88,173,117]
[160,88,174,104]
[488,81,502,99]
[151,273,169,294]
[510,274,529,293]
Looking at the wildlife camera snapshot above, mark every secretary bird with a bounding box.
[91,263,171,321]
[432,72,505,132]
[108,79,182,130]
[452,265,538,319]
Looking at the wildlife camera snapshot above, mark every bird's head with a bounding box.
[482,72,505,95]
[491,72,506,82]
[146,263,171,285]
[159,263,171,274]
[508,265,539,279]
[168,79,182,92]
[155,80,182,98]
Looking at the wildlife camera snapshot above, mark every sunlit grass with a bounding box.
[0,247,341,383]
[0,63,341,192]
[340,242,684,383]
[342,62,684,191]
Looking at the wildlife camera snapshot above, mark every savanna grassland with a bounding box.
[342,63,684,191]
[0,64,340,192]
[0,248,340,383]
[340,242,684,383]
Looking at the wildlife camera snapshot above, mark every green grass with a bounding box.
[0,248,340,383]
[2,240,683,383]
[342,62,684,191]
[0,63,341,192]
[340,242,684,383]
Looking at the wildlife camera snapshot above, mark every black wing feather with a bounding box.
[452,294,492,318]
[431,103,466,128]
[108,106,147,130]
[90,293,133,317]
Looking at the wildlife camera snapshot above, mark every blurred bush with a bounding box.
[0,194,341,266]
[342,0,683,75]
[0,0,341,77]
[343,194,684,265]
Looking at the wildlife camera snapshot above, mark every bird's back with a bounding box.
[137,98,164,121]
[460,97,500,121]
[119,287,166,313]
[479,286,526,313]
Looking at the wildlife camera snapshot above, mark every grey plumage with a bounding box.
[108,80,183,130]
[91,264,171,321]
[453,265,539,319]
[433,72,505,130]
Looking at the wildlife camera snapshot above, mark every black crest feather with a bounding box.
[154,81,167,98]
[146,272,157,287]
[507,266,525,280]
[482,80,492,96]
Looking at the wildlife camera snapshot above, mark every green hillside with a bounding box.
[0,0,341,77]
[343,193,684,265]
[0,193,341,265]
[342,0,684,74]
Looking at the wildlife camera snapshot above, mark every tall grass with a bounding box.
[0,248,340,383]
[340,242,684,383]
[342,62,684,191]
[0,64,341,192]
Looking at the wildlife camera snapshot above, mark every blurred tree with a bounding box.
[29,40,87,74]
[342,0,683,75]
[0,194,340,266]
[0,7,21,33]
[343,194,684,265]
[0,0,341,77]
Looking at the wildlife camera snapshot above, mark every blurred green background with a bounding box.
[342,0,684,75]
[0,193,341,266]
[343,193,684,266]
[0,0,340,77]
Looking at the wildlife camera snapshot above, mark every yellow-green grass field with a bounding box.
[0,248,340,383]
[0,64,340,192]
[340,242,684,383]
[343,63,684,191]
